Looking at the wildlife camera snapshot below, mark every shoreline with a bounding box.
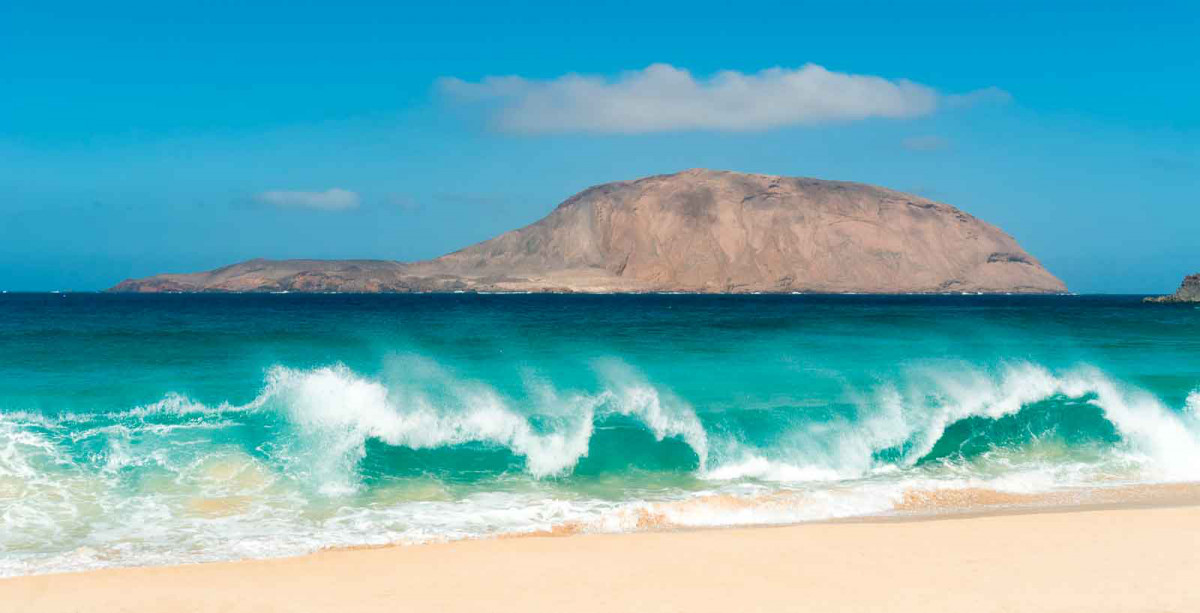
[5,491,1200,612]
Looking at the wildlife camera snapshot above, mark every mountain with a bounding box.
[1144,274,1200,303]
[109,169,1067,294]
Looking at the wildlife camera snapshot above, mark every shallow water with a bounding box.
[1,293,1197,575]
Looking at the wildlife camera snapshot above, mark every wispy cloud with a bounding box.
[902,135,951,152]
[254,188,360,211]
[437,63,1008,134]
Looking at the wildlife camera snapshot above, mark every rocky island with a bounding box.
[1144,274,1200,303]
[110,169,1066,294]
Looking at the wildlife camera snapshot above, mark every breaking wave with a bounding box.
[2,357,1199,576]
[705,363,1200,484]
[261,358,707,493]
[6,360,1199,486]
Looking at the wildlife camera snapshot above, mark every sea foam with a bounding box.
[701,362,1200,485]
[257,359,707,492]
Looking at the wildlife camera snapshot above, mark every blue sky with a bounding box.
[1,0,1196,292]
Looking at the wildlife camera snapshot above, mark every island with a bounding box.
[109,169,1067,294]
[1144,274,1200,303]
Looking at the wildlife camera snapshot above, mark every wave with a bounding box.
[2,359,1199,577]
[704,363,1200,484]
[259,358,708,493]
[0,357,710,495]
[5,360,1199,491]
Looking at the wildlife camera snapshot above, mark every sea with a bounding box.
[1,292,1198,576]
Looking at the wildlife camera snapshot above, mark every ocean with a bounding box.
[1,293,1198,576]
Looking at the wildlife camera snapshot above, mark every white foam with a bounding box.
[702,455,848,482]
[265,364,597,489]
[260,361,709,490]
[701,362,1200,485]
[595,359,709,468]
[1064,373,1200,480]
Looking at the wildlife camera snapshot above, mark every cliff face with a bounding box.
[1144,274,1200,303]
[109,169,1067,294]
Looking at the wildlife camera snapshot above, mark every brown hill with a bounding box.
[109,169,1066,294]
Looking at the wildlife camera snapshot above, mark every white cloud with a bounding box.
[437,63,1008,134]
[902,135,951,152]
[255,188,360,211]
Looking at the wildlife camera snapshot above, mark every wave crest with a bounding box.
[3,358,1200,576]
[5,360,1198,494]
[260,359,707,492]
[703,363,1200,483]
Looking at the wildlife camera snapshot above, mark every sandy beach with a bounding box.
[4,500,1200,613]
[8,0,1200,609]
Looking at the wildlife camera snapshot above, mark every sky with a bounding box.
[1,0,1197,293]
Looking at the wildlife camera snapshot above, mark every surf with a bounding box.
[3,292,1199,577]
[5,359,1198,489]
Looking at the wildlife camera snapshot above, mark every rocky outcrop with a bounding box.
[109,169,1067,294]
[1144,274,1200,303]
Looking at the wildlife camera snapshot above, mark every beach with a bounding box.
[5,500,1200,613]
[7,0,1199,609]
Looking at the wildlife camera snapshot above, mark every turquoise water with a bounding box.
[1,293,1198,575]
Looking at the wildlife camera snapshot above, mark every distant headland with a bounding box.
[1144,274,1200,303]
[109,169,1067,294]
